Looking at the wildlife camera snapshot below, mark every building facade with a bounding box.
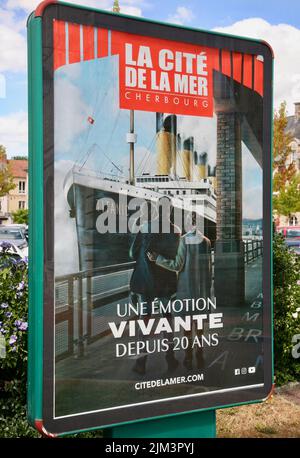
[276,102,300,227]
[0,154,28,225]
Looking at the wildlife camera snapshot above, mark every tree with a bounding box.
[11,209,28,225]
[0,145,16,197]
[273,175,300,217]
[273,233,300,385]
[273,101,296,193]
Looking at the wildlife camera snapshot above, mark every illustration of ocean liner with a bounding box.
[64,112,217,271]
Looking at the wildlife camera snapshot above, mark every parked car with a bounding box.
[276,226,300,239]
[0,226,28,254]
[285,238,300,255]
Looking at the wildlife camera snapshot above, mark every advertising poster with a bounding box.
[33,5,272,433]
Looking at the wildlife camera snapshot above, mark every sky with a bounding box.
[53,56,262,276]
[1,0,287,273]
[52,54,262,275]
[0,0,300,157]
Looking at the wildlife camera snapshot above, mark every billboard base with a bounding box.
[104,410,216,438]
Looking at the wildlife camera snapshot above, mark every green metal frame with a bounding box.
[27,1,274,438]
[27,13,44,426]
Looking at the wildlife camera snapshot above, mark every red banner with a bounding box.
[112,32,214,117]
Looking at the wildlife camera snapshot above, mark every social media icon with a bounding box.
[241,367,247,375]
[234,369,240,375]
[248,366,256,374]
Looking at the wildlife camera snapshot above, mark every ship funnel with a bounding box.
[208,164,217,188]
[156,112,164,132]
[177,133,181,152]
[182,137,194,181]
[156,114,177,176]
[195,151,208,179]
[165,115,177,177]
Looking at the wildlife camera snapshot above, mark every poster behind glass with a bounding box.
[52,18,268,423]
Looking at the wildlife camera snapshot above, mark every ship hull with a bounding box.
[67,180,216,271]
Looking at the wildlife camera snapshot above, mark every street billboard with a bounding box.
[28,1,273,436]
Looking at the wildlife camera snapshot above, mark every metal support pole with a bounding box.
[105,410,216,438]
[77,276,84,357]
[68,278,74,355]
[129,110,135,185]
[86,275,92,344]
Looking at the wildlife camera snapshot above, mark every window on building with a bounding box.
[18,201,25,210]
[289,215,298,226]
[18,180,26,193]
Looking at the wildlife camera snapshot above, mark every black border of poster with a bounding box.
[42,3,273,434]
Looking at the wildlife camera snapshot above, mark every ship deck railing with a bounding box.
[54,239,263,361]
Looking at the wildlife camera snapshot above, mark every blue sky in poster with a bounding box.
[54,47,262,220]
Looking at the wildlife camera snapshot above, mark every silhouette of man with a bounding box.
[129,197,180,375]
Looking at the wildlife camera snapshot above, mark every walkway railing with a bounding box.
[55,261,135,360]
[244,239,263,264]
[54,239,263,360]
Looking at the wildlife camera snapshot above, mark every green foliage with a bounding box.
[0,243,28,383]
[273,233,300,385]
[0,381,39,438]
[0,145,16,198]
[0,243,31,438]
[0,380,102,438]
[273,175,300,217]
[0,245,103,438]
[273,102,296,194]
[11,209,29,225]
